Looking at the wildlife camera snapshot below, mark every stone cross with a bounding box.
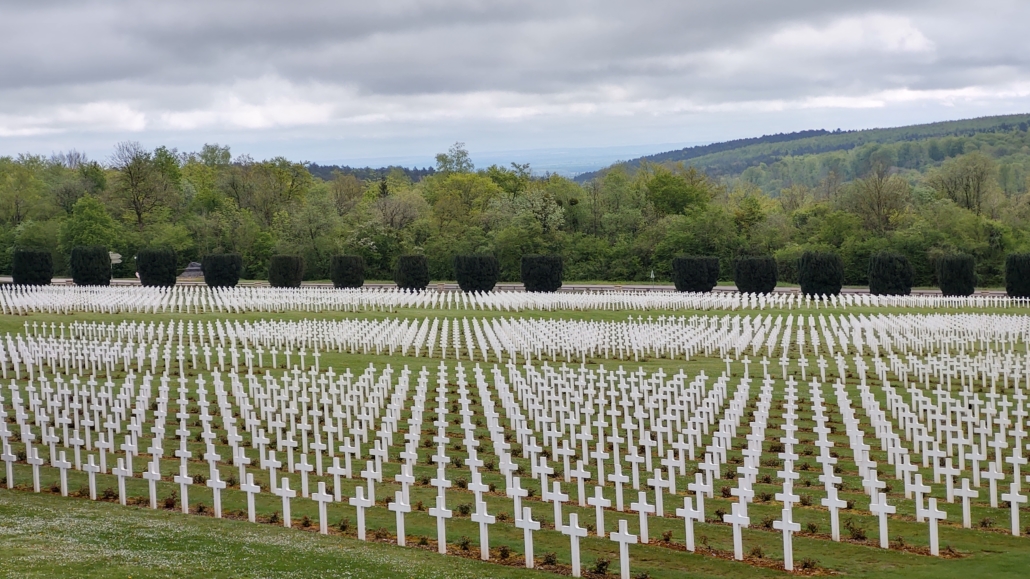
[206,468,227,518]
[1,442,16,490]
[82,454,100,500]
[723,501,750,560]
[675,496,702,552]
[471,500,496,560]
[588,486,612,537]
[610,519,638,579]
[516,506,541,569]
[561,512,588,578]
[388,490,411,546]
[348,485,373,541]
[911,473,932,521]
[312,481,334,535]
[772,508,800,571]
[53,451,71,496]
[821,485,847,541]
[143,459,162,509]
[922,497,947,556]
[274,476,297,528]
[630,491,655,544]
[869,492,896,549]
[1001,482,1027,536]
[113,457,132,506]
[241,473,261,522]
[954,478,979,528]
[428,494,452,554]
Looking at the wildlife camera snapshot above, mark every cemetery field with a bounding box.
[1,289,1030,578]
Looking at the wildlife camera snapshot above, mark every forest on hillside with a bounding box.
[3,114,1030,287]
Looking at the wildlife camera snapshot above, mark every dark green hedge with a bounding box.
[12,248,53,286]
[869,252,913,296]
[202,253,243,288]
[798,251,844,296]
[136,248,177,287]
[70,246,111,286]
[734,256,777,294]
[454,254,499,293]
[937,254,975,296]
[394,254,430,291]
[268,255,305,288]
[330,255,365,288]
[1006,254,1030,298]
[521,255,563,293]
[671,256,719,292]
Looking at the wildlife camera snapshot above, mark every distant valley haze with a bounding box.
[2,1,1029,171]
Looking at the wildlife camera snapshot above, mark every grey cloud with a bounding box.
[0,0,1028,161]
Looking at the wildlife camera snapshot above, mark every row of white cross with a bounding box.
[0,285,1024,316]
[5,314,1030,381]
[2,336,1029,577]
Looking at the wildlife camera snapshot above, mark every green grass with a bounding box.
[2,304,1030,578]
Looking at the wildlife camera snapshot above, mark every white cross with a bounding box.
[241,473,261,523]
[911,474,932,522]
[954,478,979,529]
[675,496,702,552]
[53,451,71,497]
[921,497,947,556]
[772,508,801,571]
[206,468,227,518]
[610,519,638,579]
[1001,482,1027,536]
[142,459,162,509]
[471,500,496,561]
[516,506,541,569]
[428,494,452,554]
[588,486,612,537]
[312,481,335,535]
[113,457,132,506]
[630,491,655,544]
[982,463,1004,508]
[869,492,896,549]
[388,490,411,546]
[723,501,750,560]
[273,476,297,527]
[561,512,588,578]
[348,485,373,541]
[82,454,100,500]
[549,481,569,527]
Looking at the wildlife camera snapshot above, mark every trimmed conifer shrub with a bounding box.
[868,252,913,296]
[136,248,178,287]
[395,254,430,291]
[521,255,563,293]
[1006,253,1030,298]
[201,253,243,288]
[70,245,111,286]
[12,248,53,286]
[671,256,719,293]
[268,255,305,288]
[798,251,844,296]
[734,256,777,294]
[454,254,499,293]
[330,255,365,288]
[937,254,975,296]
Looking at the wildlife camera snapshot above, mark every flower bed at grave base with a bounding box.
[0,284,1027,315]
[2,312,1029,578]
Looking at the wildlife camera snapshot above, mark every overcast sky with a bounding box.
[1,0,1028,168]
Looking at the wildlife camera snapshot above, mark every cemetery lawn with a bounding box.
[4,305,1030,579]
[0,489,542,579]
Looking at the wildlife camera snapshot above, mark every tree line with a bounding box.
[2,134,1030,287]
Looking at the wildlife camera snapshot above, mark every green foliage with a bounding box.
[394,254,429,291]
[330,255,365,288]
[1005,253,1030,298]
[798,251,844,296]
[69,245,111,286]
[453,254,499,293]
[59,196,120,255]
[521,254,563,292]
[12,247,52,285]
[671,256,719,292]
[136,247,177,287]
[268,255,305,288]
[734,256,777,294]
[937,254,976,296]
[869,252,914,295]
[202,253,243,288]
